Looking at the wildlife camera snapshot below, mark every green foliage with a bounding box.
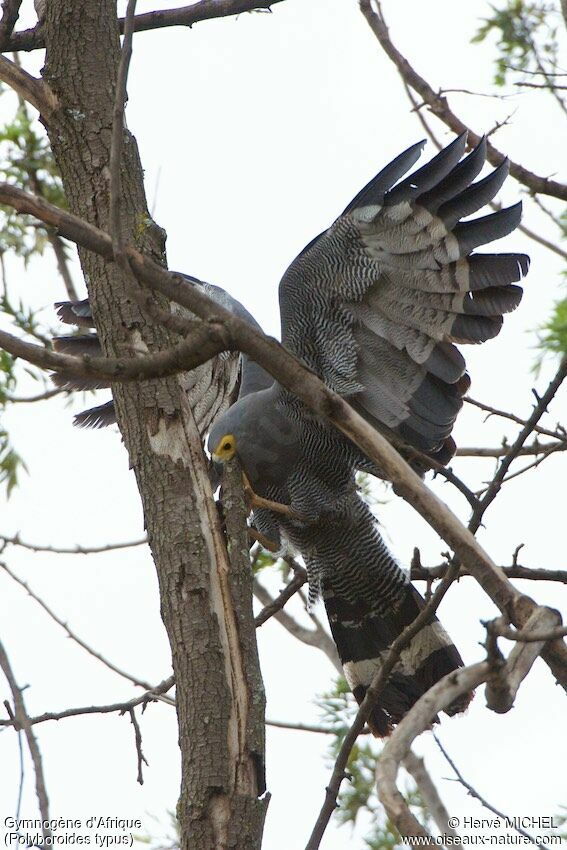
[0,350,26,496]
[537,296,567,356]
[472,1,561,86]
[0,99,65,262]
[0,91,67,495]
[316,678,431,849]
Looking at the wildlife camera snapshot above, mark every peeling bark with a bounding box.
[40,2,265,847]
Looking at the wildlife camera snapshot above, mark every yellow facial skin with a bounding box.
[211,434,236,463]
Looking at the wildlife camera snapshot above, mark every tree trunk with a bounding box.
[40,2,267,847]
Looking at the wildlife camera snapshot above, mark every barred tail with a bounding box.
[307,499,472,736]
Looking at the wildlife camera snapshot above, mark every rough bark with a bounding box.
[40,2,265,847]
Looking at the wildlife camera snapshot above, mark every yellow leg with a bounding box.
[248,527,280,553]
[242,472,299,521]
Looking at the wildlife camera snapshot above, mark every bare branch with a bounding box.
[456,439,567,458]
[0,0,22,48]
[5,387,65,404]
[128,707,148,785]
[265,718,356,734]
[0,53,57,117]
[485,608,562,714]
[0,319,230,385]
[359,0,567,202]
[0,638,51,836]
[0,560,160,691]
[377,663,490,846]
[0,676,176,728]
[6,0,286,52]
[433,734,549,850]
[402,750,459,841]
[0,532,147,554]
[411,562,567,585]
[468,358,567,535]
[254,566,307,627]
[465,396,566,441]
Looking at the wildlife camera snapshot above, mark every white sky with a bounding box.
[1,1,566,848]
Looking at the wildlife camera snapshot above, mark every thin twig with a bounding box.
[0,532,147,554]
[0,676,176,728]
[254,566,308,627]
[0,560,158,690]
[468,357,567,535]
[6,0,287,52]
[5,387,65,403]
[127,708,148,785]
[359,0,567,202]
[434,734,549,850]
[465,396,565,441]
[0,639,52,837]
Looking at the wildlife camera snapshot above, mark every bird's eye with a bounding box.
[223,441,232,451]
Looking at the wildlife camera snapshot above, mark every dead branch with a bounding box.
[0,560,160,690]
[0,532,146,554]
[0,638,52,838]
[376,663,490,846]
[411,562,567,585]
[485,608,562,714]
[6,0,286,52]
[359,0,567,202]
[128,707,148,785]
[402,750,459,841]
[0,675,176,728]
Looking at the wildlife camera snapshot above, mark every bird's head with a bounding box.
[210,432,237,463]
[208,406,244,465]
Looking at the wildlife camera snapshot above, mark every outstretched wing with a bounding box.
[278,133,529,462]
[53,275,271,431]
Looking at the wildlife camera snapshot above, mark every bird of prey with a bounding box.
[56,134,528,735]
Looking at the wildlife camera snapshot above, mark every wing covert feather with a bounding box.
[278,135,528,459]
